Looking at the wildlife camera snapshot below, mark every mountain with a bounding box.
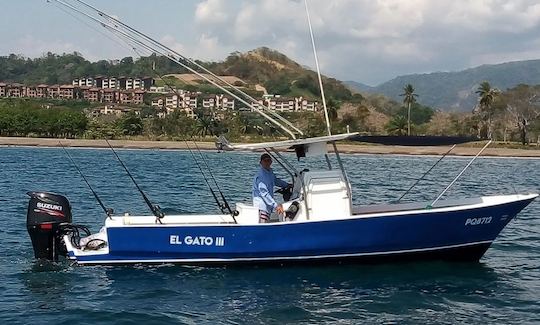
[348,60,540,111]
[344,80,374,93]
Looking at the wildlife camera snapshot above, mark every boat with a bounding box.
[26,0,537,266]
[26,132,537,265]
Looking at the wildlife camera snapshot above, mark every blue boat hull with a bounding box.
[71,196,535,265]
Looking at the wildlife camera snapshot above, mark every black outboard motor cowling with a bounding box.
[26,191,72,261]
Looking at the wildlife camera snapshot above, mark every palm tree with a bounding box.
[400,84,418,136]
[386,115,408,136]
[326,98,339,121]
[475,81,500,139]
[194,113,215,137]
[119,113,143,136]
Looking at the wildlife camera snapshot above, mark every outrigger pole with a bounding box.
[397,144,457,202]
[50,0,303,139]
[105,140,164,221]
[59,142,113,218]
[304,1,352,199]
[304,0,332,137]
[430,140,492,207]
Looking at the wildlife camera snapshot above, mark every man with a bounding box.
[252,153,290,223]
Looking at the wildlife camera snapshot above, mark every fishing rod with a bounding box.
[59,142,112,218]
[70,0,303,137]
[192,141,235,218]
[49,0,301,139]
[396,144,456,202]
[46,0,134,54]
[103,35,234,220]
[139,53,235,220]
[105,140,164,220]
[185,141,237,221]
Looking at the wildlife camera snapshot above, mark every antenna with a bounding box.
[105,140,164,220]
[59,142,113,218]
[304,0,332,136]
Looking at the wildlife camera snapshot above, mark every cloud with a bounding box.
[195,0,229,24]
[160,35,187,54]
[189,0,540,84]
[6,0,540,85]
[470,40,540,67]
[12,35,79,57]
[161,33,229,62]
[440,0,540,32]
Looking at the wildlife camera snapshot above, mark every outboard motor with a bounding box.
[26,191,72,261]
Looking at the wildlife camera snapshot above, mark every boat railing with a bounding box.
[352,197,485,215]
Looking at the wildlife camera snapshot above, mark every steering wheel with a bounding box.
[275,185,293,201]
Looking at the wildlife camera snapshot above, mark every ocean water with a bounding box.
[0,146,539,324]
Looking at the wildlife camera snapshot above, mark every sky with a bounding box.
[2,0,540,86]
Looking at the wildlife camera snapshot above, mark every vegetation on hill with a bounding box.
[347,60,540,111]
[0,48,358,103]
[0,52,187,85]
[2,50,540,145]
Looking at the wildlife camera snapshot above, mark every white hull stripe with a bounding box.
[73,240,493,265]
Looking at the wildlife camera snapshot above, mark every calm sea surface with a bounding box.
[0,146,539,324]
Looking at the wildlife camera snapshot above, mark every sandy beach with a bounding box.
[2,136,540,157]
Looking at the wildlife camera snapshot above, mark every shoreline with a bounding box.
[2,136,540,157]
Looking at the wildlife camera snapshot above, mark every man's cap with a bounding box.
[260,153,272,161]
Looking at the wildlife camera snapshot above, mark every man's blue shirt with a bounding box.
[252,167,288,213]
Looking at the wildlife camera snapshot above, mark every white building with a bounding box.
[102,77,117,89]
[216,94,235,110]
[72,77,95,87]
[296,97,319,112]
[165,94,180,109]
[149,86,170,93]
[201,95,216,109]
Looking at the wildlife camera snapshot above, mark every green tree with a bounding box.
[304,113,326,137]
[194,111,217,137]
[386,115,408,136]
[118,113,143,136]
[475,81,500,139]
[326,98,339,122]
[502,84,540,145]
[400,84,418,136]
[395,103,434,125]
[0,99,88,137]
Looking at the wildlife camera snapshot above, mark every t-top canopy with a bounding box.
[350,135,478,146]
[216,133,359,152]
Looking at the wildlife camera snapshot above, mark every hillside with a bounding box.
[0,48,356,102]
[211,47,355,101]
[344,80,374,93]
[346,60,540,111]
